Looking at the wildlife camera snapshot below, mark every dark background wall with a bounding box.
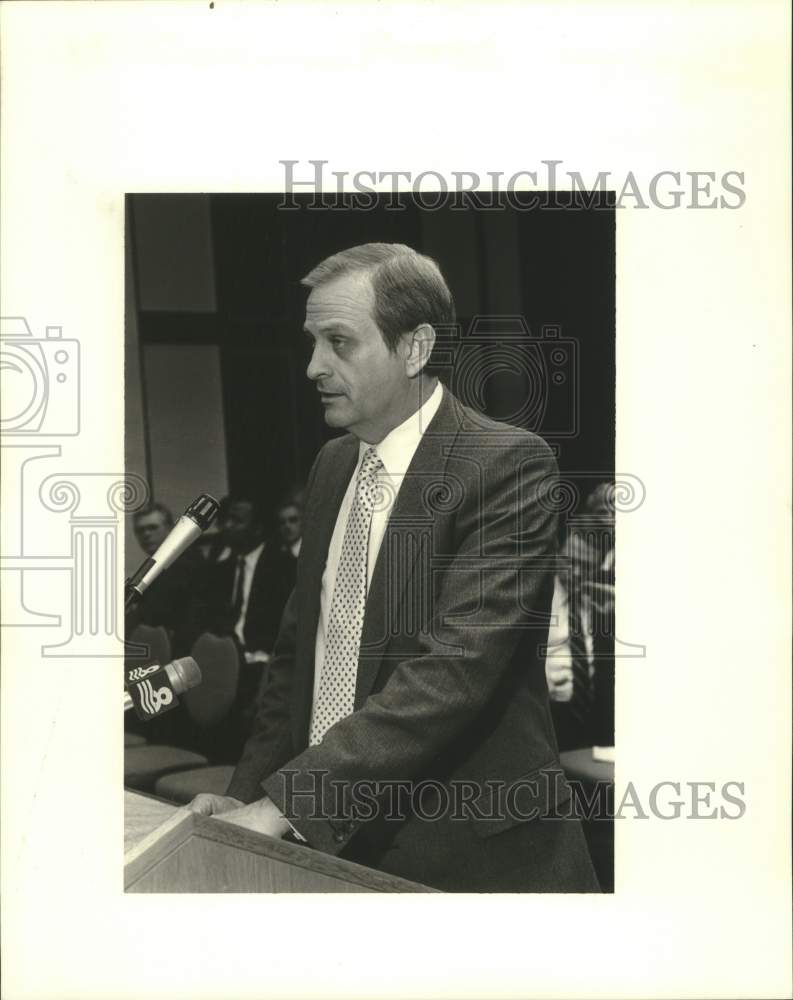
[126,193,614,552]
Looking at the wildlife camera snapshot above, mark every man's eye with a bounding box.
[331,338,346,349]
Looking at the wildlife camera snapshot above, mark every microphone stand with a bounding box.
[125,580,143,615]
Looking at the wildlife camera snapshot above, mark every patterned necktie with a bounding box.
[309,446,384,746]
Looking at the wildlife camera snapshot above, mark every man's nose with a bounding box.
[306,342,330,382]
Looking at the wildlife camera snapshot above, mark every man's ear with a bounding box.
[404,323,436,378]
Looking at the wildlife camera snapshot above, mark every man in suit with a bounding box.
[276,495,303,562]
[196,495,295,755]
[200,496,281,660]
[189,243,598,892]
[545,483,616,751]
[262,494,302,612]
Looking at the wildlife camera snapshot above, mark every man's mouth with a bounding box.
[318,390,344,401]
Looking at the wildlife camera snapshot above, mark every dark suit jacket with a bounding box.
[227,388,598,892]
[200,542,294,655]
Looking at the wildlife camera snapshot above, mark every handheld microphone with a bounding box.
[124,656,202,720]
[125,494,219,608]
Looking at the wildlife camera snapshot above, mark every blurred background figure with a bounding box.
[194,492,303,754]
[268,491,303,600]
[191,495,269,758]
[277,494,303,558]
[200,495,271,660]
[129,501,206,656]
[582,482,615,748]
[133,501,172,557]
[545,482,615,752]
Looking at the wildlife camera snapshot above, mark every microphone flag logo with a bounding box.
[127,666,179,721]
[125,663,161,685]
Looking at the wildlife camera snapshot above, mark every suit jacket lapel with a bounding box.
[355,387,463,707]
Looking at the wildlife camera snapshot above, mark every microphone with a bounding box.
[124,656,202,719]
[125,494,219,608]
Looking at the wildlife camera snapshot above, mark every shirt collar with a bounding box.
[241,541,265,569]
[357,380,443,478]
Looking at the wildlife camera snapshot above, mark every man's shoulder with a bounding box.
[168,547,211,585]
[447,395,557,466]
[303,433,359,499]
[203,553,234,582]
[314,432,358,466]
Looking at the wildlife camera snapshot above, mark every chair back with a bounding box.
[126,624,171,669]
[183,632,240,728]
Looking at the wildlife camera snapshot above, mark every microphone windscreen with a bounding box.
[164,656,202,695]
[185,493,220,531]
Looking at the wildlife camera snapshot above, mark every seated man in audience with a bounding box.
[545,482,615,751]
[277,495,303,558]
[581,483,615,747]
[201,496,271,657]
[267,493,303,599]
[197,495,288,753]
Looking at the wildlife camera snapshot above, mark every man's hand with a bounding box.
[187,793,244,817]
[213,796,293,840]
[546,659,573,702]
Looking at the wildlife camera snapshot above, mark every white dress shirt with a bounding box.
[233,542,265,646]
[309,380,444,730]
[544,576,597,702]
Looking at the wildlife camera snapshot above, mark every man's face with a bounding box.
[303,270,412,443]
[586,489,616,535]
[221,501,263,554]
[278,505,302,544]
[134,512,171,556]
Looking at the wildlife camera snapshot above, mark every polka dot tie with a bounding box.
[309,446,384,746]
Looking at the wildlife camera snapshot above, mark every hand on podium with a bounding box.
[215,796,294,840]
[188,793,244,816]
[187,793,298,841]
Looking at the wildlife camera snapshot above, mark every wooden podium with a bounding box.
[125,790,436,893]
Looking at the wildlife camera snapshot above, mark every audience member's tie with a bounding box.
[568,591,594,728]
[309,446,384,746]
[230,554,246,626]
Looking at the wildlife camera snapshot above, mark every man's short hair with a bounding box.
[133,501,174,526]
[301,243,456,353]
[221,494,268,527]
[277,489,304,514]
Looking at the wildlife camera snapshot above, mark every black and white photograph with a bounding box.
[1,2,790,998]
[123,193,617,893]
